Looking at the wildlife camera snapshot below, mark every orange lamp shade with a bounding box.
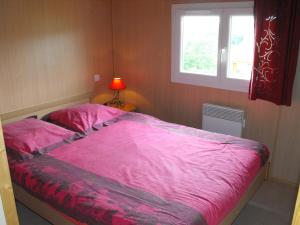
[109,77,126,90]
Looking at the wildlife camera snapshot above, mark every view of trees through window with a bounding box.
[181,16,219,76]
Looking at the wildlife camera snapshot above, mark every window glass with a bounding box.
[181,16,220,76]
[227,15,254,80]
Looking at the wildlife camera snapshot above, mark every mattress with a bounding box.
[8,112,269,225]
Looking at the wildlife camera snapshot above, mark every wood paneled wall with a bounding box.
[0,0,113,114]
[112,0,300,184]
[271,55,300,184]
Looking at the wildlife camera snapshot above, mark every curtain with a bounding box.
[249,0,300,106]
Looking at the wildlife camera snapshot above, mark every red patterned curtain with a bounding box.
[249,0,300,106]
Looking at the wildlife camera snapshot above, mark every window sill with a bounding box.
[171,72,249,93]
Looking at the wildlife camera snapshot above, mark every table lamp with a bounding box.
[107,77,126,106]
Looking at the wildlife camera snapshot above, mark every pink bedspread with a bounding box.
[9,113,269,225]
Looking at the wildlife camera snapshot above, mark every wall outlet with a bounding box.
[94,74,101,82]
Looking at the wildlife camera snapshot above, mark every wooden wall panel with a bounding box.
[112,0,299,184]
[271,52,300,184]
[0,0,113,114]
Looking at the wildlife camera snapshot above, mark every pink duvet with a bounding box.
[9,112,269,225]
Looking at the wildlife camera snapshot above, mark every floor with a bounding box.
[16,181,297,225]
[233,181,297,225]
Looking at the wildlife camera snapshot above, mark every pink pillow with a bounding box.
[48,104,125,133]
[3,118,77,160]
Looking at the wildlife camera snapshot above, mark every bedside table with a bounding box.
[105,103,136,112]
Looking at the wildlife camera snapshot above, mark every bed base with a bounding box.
[13,164,267,225]
[220,164,267,225]
[13,184,74,225]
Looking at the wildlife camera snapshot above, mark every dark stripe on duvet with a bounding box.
[11,155,207,225]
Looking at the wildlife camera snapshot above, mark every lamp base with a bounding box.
[104,90,124,107]
[105,98,124,107]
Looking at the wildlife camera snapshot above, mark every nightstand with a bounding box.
[105,102,137,112]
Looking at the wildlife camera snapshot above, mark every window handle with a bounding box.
[221,48,226,62]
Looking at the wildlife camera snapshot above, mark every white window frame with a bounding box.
[171,2,254,92]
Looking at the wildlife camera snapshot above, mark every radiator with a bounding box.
[202,103,245,137]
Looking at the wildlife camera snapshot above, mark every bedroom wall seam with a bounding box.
[110,0,115,79]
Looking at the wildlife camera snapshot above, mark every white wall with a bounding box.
[0,196,7,225]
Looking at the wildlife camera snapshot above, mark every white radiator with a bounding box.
[202,103,245,137]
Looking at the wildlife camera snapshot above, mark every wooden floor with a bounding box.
[16,181,297,225]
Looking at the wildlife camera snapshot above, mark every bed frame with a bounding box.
[1,93,91,125]
[292,185,300,225]
[13,165,268,225]
[1,93,269,225]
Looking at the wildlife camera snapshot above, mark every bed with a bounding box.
[1,100,269,225]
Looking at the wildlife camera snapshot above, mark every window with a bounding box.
[171,2,254,92]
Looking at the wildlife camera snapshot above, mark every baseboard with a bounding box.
[268,177,298,188]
